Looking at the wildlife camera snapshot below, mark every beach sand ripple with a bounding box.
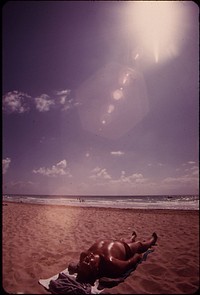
[2,203,199,294]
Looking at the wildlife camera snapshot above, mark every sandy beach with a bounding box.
[2,202,199,294]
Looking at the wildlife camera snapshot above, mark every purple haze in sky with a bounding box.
[2,1,199,196]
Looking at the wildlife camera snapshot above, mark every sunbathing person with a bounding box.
[74,231,157,284]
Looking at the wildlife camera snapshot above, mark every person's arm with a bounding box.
[79,251,89,263]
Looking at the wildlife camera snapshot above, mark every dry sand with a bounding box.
[2,202,199,294]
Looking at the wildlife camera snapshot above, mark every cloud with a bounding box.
[182,161,196,166]
[90,167,149,188]
[90,167,112,180]
[56,89,71,96]
[177,162,198,175]
[35,94,55,112]
[56,89,71,105]
[33,160,72,177]
[3,89,74,114]
[34,90,73,112]
[3,91,31,113]
[114,168,199,194]
[147,162,164,167]
[111,171,148,184]
[122,172,147,184]
[88,169,157,195]
[55,89,74,111]
[3,158,11,174]
[162,167,199,186]
[163,176,188,184]
[84,162,198,195]
[110,151,125,156]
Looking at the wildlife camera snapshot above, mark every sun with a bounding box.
[128,1,191,65]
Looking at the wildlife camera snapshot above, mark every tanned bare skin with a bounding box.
[75,231,158,284]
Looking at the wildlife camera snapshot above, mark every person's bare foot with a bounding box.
[151,232,158,245]
[131,231,137,241]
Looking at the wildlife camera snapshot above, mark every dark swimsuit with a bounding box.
[121,241,133,260]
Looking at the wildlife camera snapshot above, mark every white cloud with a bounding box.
[177,163,199,176]
[111,171,147,184]
[59,96,67,105]
[91,169,156,195]
[110,151,125,156]
[90,167,112,180]
[55,89,73,111]
[160,174,198,194]
[3,91,31,113]
[147,162,164,167]
[162,169,199,186]
[35,94,55,112]
[3,89,73,114]
[90,167,149,187]
[56,89,71,96]
[85,163,198,195]
[33,160,72,177]
[3,158,11,174]
[162,176,185,184]
[182,161,196,166]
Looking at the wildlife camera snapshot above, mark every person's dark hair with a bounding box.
[77,261,98,285]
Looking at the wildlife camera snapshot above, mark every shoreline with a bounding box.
[2,200,199,212]
[3,202,199,294]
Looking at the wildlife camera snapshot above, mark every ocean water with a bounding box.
[2,194,199,210]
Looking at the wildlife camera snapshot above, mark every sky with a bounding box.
[2,1,199,196]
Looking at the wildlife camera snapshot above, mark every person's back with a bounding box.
[87,239,128,260]
[77,239,129,283]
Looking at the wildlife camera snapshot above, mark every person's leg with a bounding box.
[128,232,157,254]
[120,231,137,243]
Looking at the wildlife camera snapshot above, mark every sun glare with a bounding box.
[129,1,190,65]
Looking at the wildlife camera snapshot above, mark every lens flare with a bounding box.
[112,89,123,100]
[76,62,149,139]
[107,104,115,114]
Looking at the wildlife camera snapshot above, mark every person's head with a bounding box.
[77,253,100,284]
